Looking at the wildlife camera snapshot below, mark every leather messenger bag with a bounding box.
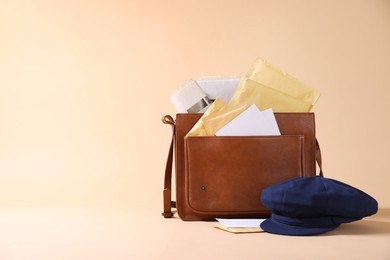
[162,113,323,221]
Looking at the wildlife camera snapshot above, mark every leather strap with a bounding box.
[161,114,324,218]
[316,139,324,177]
[162,115,176,218]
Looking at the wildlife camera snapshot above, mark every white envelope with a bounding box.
[216,218,265,228]
[196,76,240,103]
[215,104,280,136]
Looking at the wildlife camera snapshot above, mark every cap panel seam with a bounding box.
[320,177,331,215]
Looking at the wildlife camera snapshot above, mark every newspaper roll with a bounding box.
[170,80,212,113]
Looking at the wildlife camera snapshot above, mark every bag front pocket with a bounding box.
[184,135,304,216]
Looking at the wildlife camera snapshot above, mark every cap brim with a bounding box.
[260,218,339,236]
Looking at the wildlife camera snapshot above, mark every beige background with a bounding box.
[1,0,389,209]
[1,1,390,259]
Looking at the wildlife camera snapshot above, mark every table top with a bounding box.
[0,207,389,260]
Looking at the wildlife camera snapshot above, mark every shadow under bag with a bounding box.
[162,113,323,221]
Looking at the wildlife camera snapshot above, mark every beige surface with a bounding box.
[0,207,389,260]
[1,1,390,259]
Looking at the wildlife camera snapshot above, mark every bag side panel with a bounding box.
[275,113,316,176]
[174,114,203,220]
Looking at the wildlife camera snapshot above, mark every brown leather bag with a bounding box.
[162,113,323,220]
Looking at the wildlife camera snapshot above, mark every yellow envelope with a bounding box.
[186,98,226,137]
[230,58,321,111]
[186,99,250,137]
[214,223,264,234]
[230,79,312,112]
[202,103,250,136]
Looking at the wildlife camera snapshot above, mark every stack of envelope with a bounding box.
[182,57,321,137]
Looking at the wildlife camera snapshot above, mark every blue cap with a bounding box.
[260,176,378,236]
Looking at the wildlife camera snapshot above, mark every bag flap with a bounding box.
[184,135,304,214]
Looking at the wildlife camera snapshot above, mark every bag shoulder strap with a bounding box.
[316,139,324,177]
[161,115,176,218]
